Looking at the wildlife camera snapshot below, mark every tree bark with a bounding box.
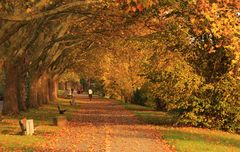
[29,77,40,108]
[17,73,27,111]
[37,77,44,106]
[48,76,58,102]
[2,63,19,115]
[0,1,90,21]
[42,74,50,104]
[38,73,50,104]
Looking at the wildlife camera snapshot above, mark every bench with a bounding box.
[57,105,67,114]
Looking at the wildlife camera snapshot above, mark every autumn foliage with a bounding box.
[0,0,239,133]
[135,0,240,132]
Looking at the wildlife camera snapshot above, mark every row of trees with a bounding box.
[145,0,240,132]
[86,0,239,132]
[0,0,137,114]
[0,0,239,132]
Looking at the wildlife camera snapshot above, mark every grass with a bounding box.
[0,134,44,152]
[0,107,55,151]
[121,102,176,125]
[1,97,239,151]
[120,101,240,152]
[161,127,240,152]
[0,98,80,151]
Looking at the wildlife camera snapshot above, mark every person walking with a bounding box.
[88,88,93,101]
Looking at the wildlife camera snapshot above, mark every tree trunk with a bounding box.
[28,72,51,107]
[37,77,43,106]
[38,73,50,104]
[29,77,40,108]
[2,63,19,115]
[48,77,58,102]
[42,74,50,104]
[17,74,27,111]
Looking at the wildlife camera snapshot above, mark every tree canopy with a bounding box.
[0,0,239,132]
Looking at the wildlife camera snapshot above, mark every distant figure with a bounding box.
[71,88,74,96]
[88,89,93,101]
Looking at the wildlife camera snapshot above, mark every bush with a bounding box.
[144,51,240,132]
[145,51,203,111]
[132,89,147,106]
[178,75,240,132]
[132,82,157,107]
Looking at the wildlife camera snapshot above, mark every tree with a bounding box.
[0,0,143,114]
[99,39,148,101]
[140,0,240,132]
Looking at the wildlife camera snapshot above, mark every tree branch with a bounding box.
[0,22,28,45]
[0,1,95,21]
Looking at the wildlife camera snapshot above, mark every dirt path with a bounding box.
[39,95,173,152]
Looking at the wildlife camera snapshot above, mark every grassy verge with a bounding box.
[120,101,240,152]
[120,102,177,125]
[0,98,80,151]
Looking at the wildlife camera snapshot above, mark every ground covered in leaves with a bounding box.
[36,95,172,151]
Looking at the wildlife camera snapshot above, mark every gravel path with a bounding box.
[39,95,173,152]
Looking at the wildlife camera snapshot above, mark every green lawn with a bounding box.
[161,127,240,152]
[0,98,79,151]
[120,101,240,152]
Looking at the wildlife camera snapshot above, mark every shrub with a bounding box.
[145,51,203,111]
[178,75,240,132]
[132,88,147,106]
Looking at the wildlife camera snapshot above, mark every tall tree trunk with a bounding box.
[17,73,27,111]
[28,73,50,107]
[29,77,40,108]
[48,76,58,102]
[37,77,43,106]
[42,74,50,104]
[38,73,50,104]
[2,63,19,115]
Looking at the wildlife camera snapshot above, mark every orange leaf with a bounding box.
[132,6,137,12]
[137,4,143,12]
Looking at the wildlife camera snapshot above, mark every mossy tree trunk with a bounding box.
[2,62,19,115]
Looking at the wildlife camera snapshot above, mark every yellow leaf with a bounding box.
[26,8,32,13]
